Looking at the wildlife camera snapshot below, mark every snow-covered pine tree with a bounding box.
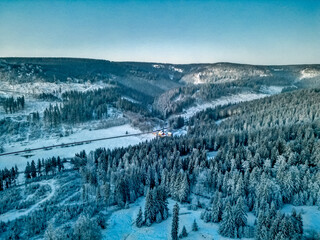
[144,189,154,226]
[180,225,188,238]
[234,196,247,228]
[211,195,223,223]
[219,202,236,238]
[25,161,31,180]
[136,207,144,228]
[37,159,42,176]
[171,202,179,240]
[192,219,199,231]
[179,174,189,202]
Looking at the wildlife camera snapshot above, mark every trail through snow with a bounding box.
[0,179,56,222]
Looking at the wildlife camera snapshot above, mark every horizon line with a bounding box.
[0,56,319,67]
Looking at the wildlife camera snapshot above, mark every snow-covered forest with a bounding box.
[1,58,320,239]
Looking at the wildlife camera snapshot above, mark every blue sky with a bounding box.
[0,0,319,64]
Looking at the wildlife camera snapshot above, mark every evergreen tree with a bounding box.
[14,165,19,181]
[171,202,180,240]
[219,202,236,238]
[212,196,223,223]
[31,160,37,178]
[192,219,198,231]
[25,162,31,180]
[57,157,62,172]
[136,207,144,228]
[179,174,189,202]
[234,196,247,228]
[37,159,42,176]
[144,189,154,226]
[179,225,188,238]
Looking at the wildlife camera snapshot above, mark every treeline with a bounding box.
[42,87,155,126]
[36,92,60,101]
[0,165,19,191]
[117,98,152,117]
[2,96,25,113]
[43,88,115,125]
[153,82,255,117]
[24,157,65,180]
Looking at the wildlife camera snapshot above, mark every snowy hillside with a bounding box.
[180,63,271,84]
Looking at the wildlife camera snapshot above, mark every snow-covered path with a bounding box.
[0,179,57,222]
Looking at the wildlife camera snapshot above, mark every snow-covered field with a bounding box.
[104,197,254,240]
[180,93,268,119]
[260,85,285,94]
[104,200,320,240]
[0,124,154,174]
[281,204,320,236]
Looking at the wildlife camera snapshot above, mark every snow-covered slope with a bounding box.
[180,63,271,84]
[179,92,268,119]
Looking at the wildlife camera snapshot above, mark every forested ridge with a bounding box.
[74,88,320,239]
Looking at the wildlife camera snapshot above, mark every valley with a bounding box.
[0,58,320,240]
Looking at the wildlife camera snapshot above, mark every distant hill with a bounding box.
[1,58,320,117]
[1,58,320,88]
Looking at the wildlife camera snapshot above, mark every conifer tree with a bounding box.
[219,202,236,238]
[144,189,154,226]
[171,202,179,240]
[180,225,188,238]
[136,207,144,228]
[179,174,189,202]
[25,162,31,180]
[31,160,37,178]
[37,159,42,176]
[234,196,247,228]
[192,219,198,231]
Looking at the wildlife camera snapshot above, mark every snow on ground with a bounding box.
[299,68,320,80]
[152,64,164,69]
[0,98,52,117]
[121,96,141,104]
[246,212,256,227]
[215,119,224,125]
[169,66,183,73]
[172,127,187,137]
[180,93,268,119]
[281,204,320,235]
[104,198,253,240]
[0,179,56,222]
[0,124,155,174]
[260,85,284,94]
[207,151,218,160]
[0,80,111,98]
